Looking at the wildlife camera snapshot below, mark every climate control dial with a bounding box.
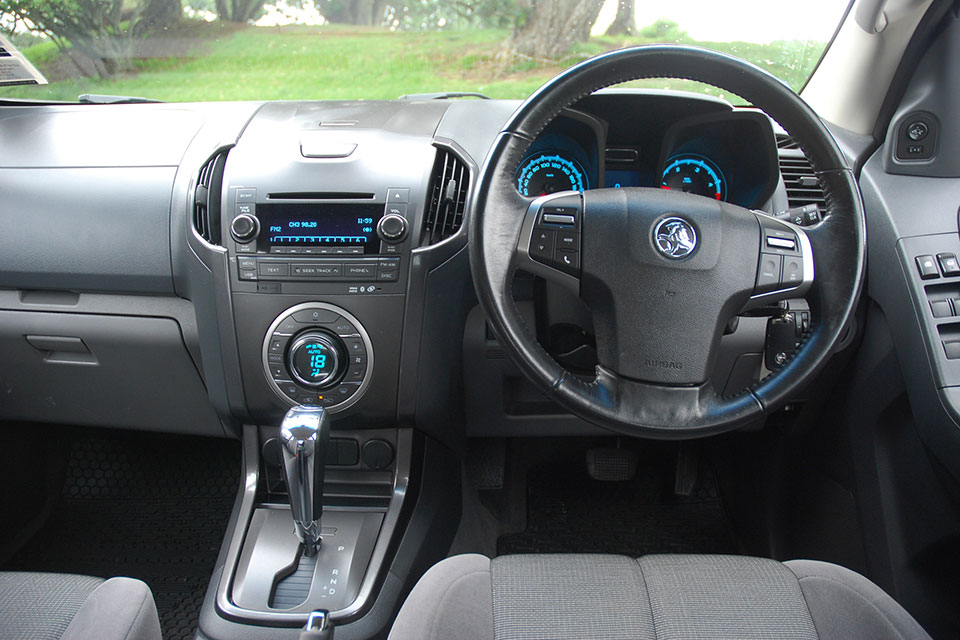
[262,303,373,412]
[287,331,343,388]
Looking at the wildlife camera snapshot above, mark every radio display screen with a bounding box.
[258,203,383,252]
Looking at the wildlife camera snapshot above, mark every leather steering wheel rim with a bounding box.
[469,45,866,439]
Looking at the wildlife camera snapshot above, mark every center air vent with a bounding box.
[193,150,229,245]
[778,152,826,210]
[423,148,469,245]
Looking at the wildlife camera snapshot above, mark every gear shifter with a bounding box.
[279,405,331,556]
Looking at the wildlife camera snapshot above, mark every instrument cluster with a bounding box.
[515,98,779,211]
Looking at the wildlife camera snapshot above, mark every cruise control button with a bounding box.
[756,253,782,292]
[938,253,960,276]
[766,236,796,251]
[916,255,939,279]
[781,256,803,286]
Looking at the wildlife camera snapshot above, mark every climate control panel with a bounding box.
[261,303,373,411]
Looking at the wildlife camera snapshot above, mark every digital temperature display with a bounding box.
[258,203,383,253]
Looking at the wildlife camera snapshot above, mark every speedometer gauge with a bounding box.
[661,154,726,201]
[516,152,589,197]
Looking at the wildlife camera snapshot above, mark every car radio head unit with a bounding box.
[258,202,384,254]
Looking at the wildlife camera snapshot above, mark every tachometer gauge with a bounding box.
[516,152,589,197]
[660,154,726,201]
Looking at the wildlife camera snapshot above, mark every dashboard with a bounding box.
[0,91,799,440]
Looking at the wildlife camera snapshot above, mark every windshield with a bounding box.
[0,0,850,103]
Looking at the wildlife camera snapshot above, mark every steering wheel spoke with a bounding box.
[744,213,815,309]
[516,191,583,294]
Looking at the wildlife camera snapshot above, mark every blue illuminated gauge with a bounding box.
[516,152,589,197]
[661,154,727,201]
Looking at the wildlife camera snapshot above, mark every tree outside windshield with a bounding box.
[0,0,850,102]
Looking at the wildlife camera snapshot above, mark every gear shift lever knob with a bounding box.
[279,405,331,556]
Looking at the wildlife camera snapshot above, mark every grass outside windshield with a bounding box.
[0,1,850,103]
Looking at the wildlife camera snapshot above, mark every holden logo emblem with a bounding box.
[654,216,697,259]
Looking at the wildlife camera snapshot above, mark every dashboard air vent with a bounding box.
[193,150,229,245]
[776,134,800,150]
[423,148,469,245]
[779,154,827,210]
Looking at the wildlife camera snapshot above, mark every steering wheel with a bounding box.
[469,46,865,439]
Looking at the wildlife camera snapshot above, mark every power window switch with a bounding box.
[938,253,960,276]
[931,300,954,318]
[916,255,939,279]
[944,340,960,360]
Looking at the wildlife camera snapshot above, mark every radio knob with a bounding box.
[377,214,407,244]
[287,331,344,389]
[231,214,260,243]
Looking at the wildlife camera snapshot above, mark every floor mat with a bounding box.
[4,431,240,640]
[497,446,736,557]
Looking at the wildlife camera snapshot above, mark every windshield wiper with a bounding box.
[78,94,163,104]
[399,91,490,100]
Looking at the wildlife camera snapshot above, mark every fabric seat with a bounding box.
[389,554,932,640]
[0,572,162,640]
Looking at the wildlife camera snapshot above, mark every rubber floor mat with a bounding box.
[497,448,736,557]
[4,432,240,640]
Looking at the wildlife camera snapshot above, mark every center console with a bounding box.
[190,102,467,639]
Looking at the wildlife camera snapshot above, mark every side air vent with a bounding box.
[422,148,469,245]
[779,154,827,210]
[193,150,229,245]
[776,134,800,150]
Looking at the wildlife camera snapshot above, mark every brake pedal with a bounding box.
[586,447,638,481]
